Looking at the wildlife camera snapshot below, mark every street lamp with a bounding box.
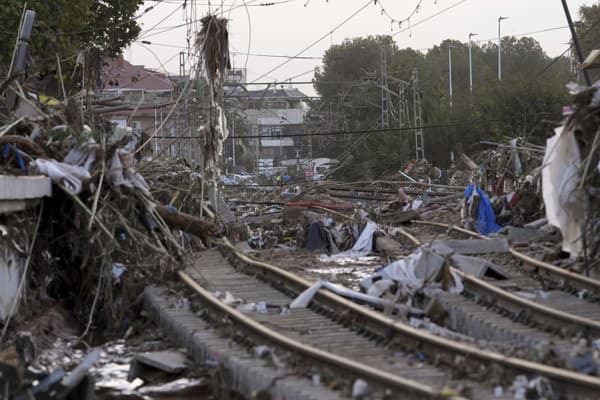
[448,45,455,108]
[498,16,508,81]
[468,32,478,93]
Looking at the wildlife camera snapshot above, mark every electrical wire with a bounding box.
[138,4,184,39]
[152,115,530,140]
[249,0,373,84]
[140,0,286,39]
[376,0,425,32]
[134,40,323,60]
[474,25,569,44]
[537,17,600,77]
[392,0,468,37]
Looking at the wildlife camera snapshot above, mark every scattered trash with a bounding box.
[510,375,557,400]
[351,378,368,399]
[128,350,189,382]
[571,352,598,375]
[542,125,585,258]
[361,247,463,302]
[254,345,271,358]
[289,279,423,316]
[493,385,503,397]
[464,185,501,235]
[318,220,378,260]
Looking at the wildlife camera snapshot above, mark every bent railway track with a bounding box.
[412,220,600,297]
[178,242,600,399]
[410,220,600,333]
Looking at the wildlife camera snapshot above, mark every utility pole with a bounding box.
[468,32,478,93]
[231,116,236,167]
[412,68,424,160]
[561,0,592,86]
[380,47,390,129]
[498,16,508,81]
[448,45,454,108]
[179,51,186,76]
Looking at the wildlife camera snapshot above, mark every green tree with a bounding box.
[0,0,143,68]
[309,34,571,180]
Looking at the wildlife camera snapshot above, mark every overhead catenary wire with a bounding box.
[537,17,600,77]
[140,0,287,39]
[152,114,531,141]
[392,0,468,37]
[138,3,184,40]
[376,0,425,32]
[249,0,373,84]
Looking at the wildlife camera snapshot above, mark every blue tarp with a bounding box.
[464,185,501,235]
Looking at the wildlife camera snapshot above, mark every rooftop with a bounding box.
[228,87,306,99]
[100,56,174,91]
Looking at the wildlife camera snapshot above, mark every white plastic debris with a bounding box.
[254,345,270,358]
[107,149,151,196]
[111,263,126,283]
[222,292,237,305]
[289,279,402,310]
[542,125,586,257]
[366,279,394,297]
[256,302,268,314]
[236,301,269,314]
[352,379,368,399]
[312,374,321,386]
[511,375,528,400]
[32,158,91,194]
[381,248,463,295]
[493,386,503,397]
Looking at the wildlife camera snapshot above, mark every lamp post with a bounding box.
[498,16,508,81]
[468,32,478,93]
[448,45,455,108]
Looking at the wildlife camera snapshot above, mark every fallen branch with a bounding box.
[155,204,220,245]
[0,135,47,157]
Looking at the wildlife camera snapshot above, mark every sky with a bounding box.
[128,0,594,96]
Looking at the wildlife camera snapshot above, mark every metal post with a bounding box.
[448,46,454,108]
[468,33,478,93]
[232,117,236,167]
[498,16,508,81]
[179,52,185,76]
[561,0,592,86]
[6,9,35,111]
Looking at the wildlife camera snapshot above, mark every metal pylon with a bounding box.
[411,68,425,160]
[380,48,390,129]
[398,81,410,128]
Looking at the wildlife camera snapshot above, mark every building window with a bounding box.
[260,126,282,138]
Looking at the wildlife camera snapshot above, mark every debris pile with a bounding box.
[542,82,600,271]
[0,89,219,383]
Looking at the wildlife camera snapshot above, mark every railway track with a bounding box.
[401,220,600,367]
[177,241,600,399]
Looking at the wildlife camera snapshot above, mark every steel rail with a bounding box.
[409,220,600,335]
[412,220,600,294]
[177,270,452,400]
[215,240,600,396]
